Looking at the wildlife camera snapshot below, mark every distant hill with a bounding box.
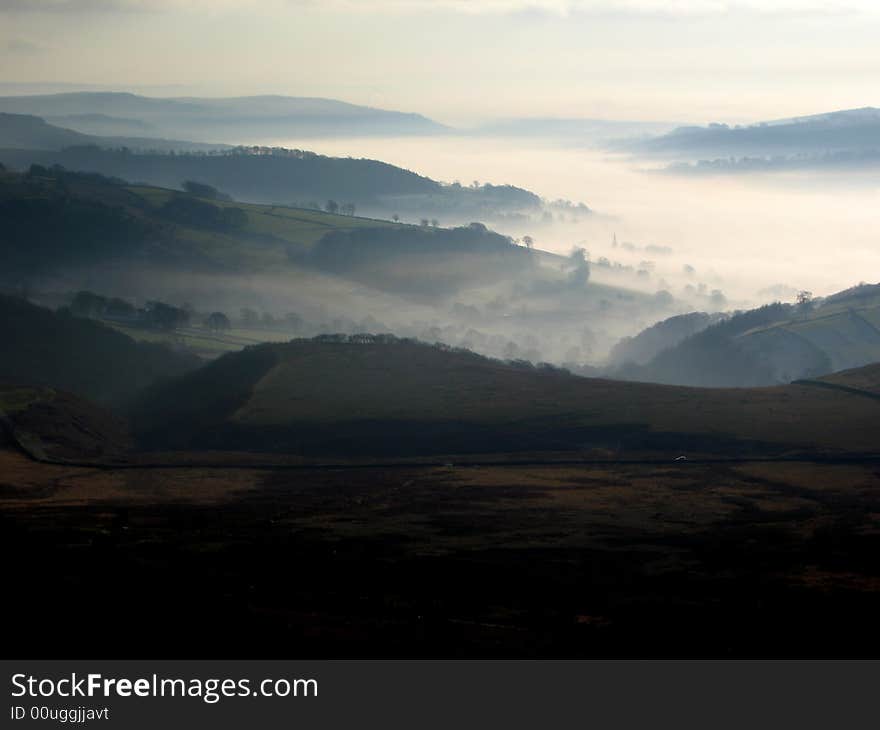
[0,112,228,152]
[626,107,880,163]
[0,116,542,216]
[0,92,448,141]
[614,284,880,386]
[45,113,158,136]
[0,144,440,204]
[0,113,92,150]
[0,295,200,406]
[130,335,880,457]
[608,311,725,366]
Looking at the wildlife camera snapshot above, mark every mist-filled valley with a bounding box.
[4,4,880,667]
[3,107,879,383]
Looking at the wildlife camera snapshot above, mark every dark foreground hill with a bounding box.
[0,384,132,462]
[0,296,199,406]
[130,336,880,458]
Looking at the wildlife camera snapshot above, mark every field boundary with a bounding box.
[792,378,880,402]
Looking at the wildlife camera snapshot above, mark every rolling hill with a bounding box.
[0,166,534,297]
[130,336,880,457]
[0,384,132,462]
[0,115,542,216]
[614,284,880,386]
[628,107,880,160]
[0,92,447,141]
[0,112,228,153]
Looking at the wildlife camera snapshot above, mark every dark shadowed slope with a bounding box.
[0,384,132,462]
[615,285,880,386]
[130,336,880,457]
[0,296,200,406]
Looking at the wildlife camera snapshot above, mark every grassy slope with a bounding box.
[737,289,880,371]
[133,339,880,456]
[125,184,398,269]
[817,362,880,395]
[0,384,132,460]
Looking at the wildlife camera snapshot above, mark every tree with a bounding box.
[420,218,430,227]
[796,290,814,306]
[105,297,136,319]
[392,214,400,222]
[430,219,439,228]
[144,301,189,330]
[568,260,590,288]
[522,235,534,250]
[341,203,356,216]
[205,311,231,331]
[325,200,339,214]
[182,180,221,199]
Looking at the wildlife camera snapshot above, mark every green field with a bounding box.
[124,184,399,268]
[105,321,294,358]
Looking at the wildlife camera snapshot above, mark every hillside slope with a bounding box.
[0,112,227,152]
[0,92,447,139]
[0,295,199,406]
[130,337,880,457]
[617,285,880,386]
[629,107,880,159]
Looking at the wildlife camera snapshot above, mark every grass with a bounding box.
[0,386,54,414]
[125,185,398,258]
[3,446,880,657]
[736,299,880,372]
[132,338,880,456]
[105,321,293,358]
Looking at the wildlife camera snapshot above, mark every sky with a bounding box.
[1,0,879,125]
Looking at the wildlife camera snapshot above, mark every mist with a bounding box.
[281,133,880,308]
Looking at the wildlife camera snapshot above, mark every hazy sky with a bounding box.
[1,0,879,124]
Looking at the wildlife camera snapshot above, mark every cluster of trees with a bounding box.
[71,291,136,319]
[295,333,573,375]
[26,163,126,187]
[69,290,190,331]
[159,194,248,231]
[323,200,356,216]
[181,180,232,201]
[301,222,532,296]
